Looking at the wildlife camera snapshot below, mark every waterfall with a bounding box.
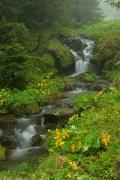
[70,38,94,76]
[0,130,3,137]
[9,117,39,160]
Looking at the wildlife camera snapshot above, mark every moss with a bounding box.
[47,39,75,74]
[93,32,120,70]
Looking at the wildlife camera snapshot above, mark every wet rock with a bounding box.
[87,83,103,91]
[0,115,16,124]
[31,135,42,146]
[65,38,85,52]
[40,135,47,141]
[43,107,75,117]
[1,135,16,149]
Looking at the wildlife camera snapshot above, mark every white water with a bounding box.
[70,38,94,76]
[0,129,3,137]
[10,117,38,160]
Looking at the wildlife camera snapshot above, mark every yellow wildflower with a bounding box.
[65,173,71,178]
[68,161,78,171]
[55,139,64,147]
[69,114,79,123]
[102,133,111,146]
[48,148,53,153]
[54,129,62,140]
[62,130,70,139]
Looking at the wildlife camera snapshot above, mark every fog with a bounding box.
[99,0,120,18]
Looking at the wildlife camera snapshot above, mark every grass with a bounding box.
[1,87,119,179]
[45,88,120,179]
[65,19,120,40]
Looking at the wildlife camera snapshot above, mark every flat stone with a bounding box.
[43,107,75,117]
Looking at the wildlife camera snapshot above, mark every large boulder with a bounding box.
[65,38,85,52]
[47,39,75,74]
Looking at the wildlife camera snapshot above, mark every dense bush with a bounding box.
[0,43,31,89]
[104,70,120,81]
[0,73,64,114]
[0,21,30,46]
[94,32,120,70]
[82,72,96,82]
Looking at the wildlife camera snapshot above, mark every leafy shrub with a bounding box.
[0,73,64,114]
[104,70,120,81]
[77,19,120,40]
[82,72,96,82]
[94,88,120,106]
[74,92,96,111]
[0,21,30,46]
[0,43,31,89]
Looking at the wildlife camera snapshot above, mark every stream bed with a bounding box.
[0,37,110,166]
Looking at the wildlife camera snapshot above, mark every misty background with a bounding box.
[99,0,120,18]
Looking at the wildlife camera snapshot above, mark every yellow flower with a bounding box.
[55,139,64,147]
[48,148,53,153]
[102,133,111,146]
[62,130,70,139]
[72,162,78,171]
[70,144,75,153]
[69,114,79,123]
[68,161,78,171]
[48,129,51,132]
[54,129,62,140]
[65,173,71,178]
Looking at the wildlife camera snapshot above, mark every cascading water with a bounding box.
[0,129,3,137]
[9,117,40,160]
[70,38,95,76]
[0,37,96,164]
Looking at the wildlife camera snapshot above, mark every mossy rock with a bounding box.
[93,33,120,70]
[65,38,85,52]
[47,39,75,74]
[11,102,40,115]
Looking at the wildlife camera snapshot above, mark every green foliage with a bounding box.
[95,88,120,106]
[0,145,6,160]
[104,70,120,81]
[74,92,96,111]
[0,0,101,32]
[70,0,102,26]
[0,73,64,114]
[0,43,31,89]
[0,21,30,46]
[48,39,74,73]
[46,88,120,179]
[76,19,120,40]
[82,72,96,82]
[94,31,120,70]
[76,19,120,71]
